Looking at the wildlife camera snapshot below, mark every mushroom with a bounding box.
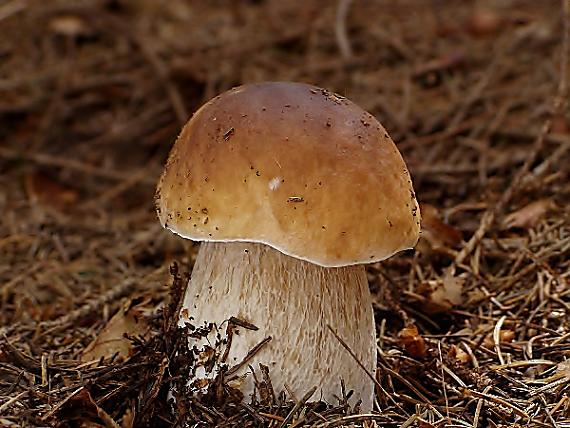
[155,82,420,410]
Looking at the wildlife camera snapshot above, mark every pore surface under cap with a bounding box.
[156,82,420,267]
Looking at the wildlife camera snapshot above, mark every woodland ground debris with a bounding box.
[0,0,569,427]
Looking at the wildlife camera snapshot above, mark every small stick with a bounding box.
[335,0,353,59]
[327,324,409,414]
[0,390,28,414]
[327,325,378,389]
[472,385,492,428]
[39,278,137,333]
[259,363,277,406]
[493,315,507,365]
[0,0,27,22]
[225,336,271,378]
[258,412,285,422]
[228,316,259,331]
[462,388,530,419]
[279,386,316,428]
[0,147,155,185]
[39,387,83,422]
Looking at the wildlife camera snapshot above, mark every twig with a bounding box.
[79,167,151,210]
[40,387,84,422]
[472,385,492,428]
[327,324,410,414]
[225,336,271,378]
[462,388,530,419]
[0,390,27,413]
[134,37,188,125]
[0,147,156,185]
[335,0,353,59]
[0,0,27,22]
[493,315,507,365]
[279,386,316,428]
[326,325,378,391]
[38,277,138,334]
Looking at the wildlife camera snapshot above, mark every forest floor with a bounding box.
[0,0,569,426]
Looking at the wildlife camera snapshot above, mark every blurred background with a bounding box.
[0,0,569,426]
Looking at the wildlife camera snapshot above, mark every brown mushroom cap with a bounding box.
[156,82,420,267]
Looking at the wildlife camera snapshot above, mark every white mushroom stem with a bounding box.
[179,242,376,410]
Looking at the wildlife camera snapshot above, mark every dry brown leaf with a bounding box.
[449,344,470,365]
[467,8,504,37]
[397,324,427,358]
[191,378,210,389]
[483,329,515,348]
[417,272,465,314]
[502,198,555,230]
[25,171,79,211]
[418,203,462,254]
[81,297,150,363]
[67,389,120,428]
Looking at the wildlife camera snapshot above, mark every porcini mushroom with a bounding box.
[155,82,420,410]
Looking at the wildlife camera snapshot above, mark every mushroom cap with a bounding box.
[156,82,420,267]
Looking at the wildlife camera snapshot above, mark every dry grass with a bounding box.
[0,0,569,426]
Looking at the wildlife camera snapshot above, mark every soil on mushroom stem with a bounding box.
[0,1,569,427]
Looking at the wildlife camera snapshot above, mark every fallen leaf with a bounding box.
[25,170,79,211]
[502,198,555,230]
[449,344,470,365]
[418,203,462,254]
[397,324,427,358]
[60,389,120,428]
[417,272,465,314]
[467,8,503,37]
[483,329,515,348]
[81,297,151,363]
